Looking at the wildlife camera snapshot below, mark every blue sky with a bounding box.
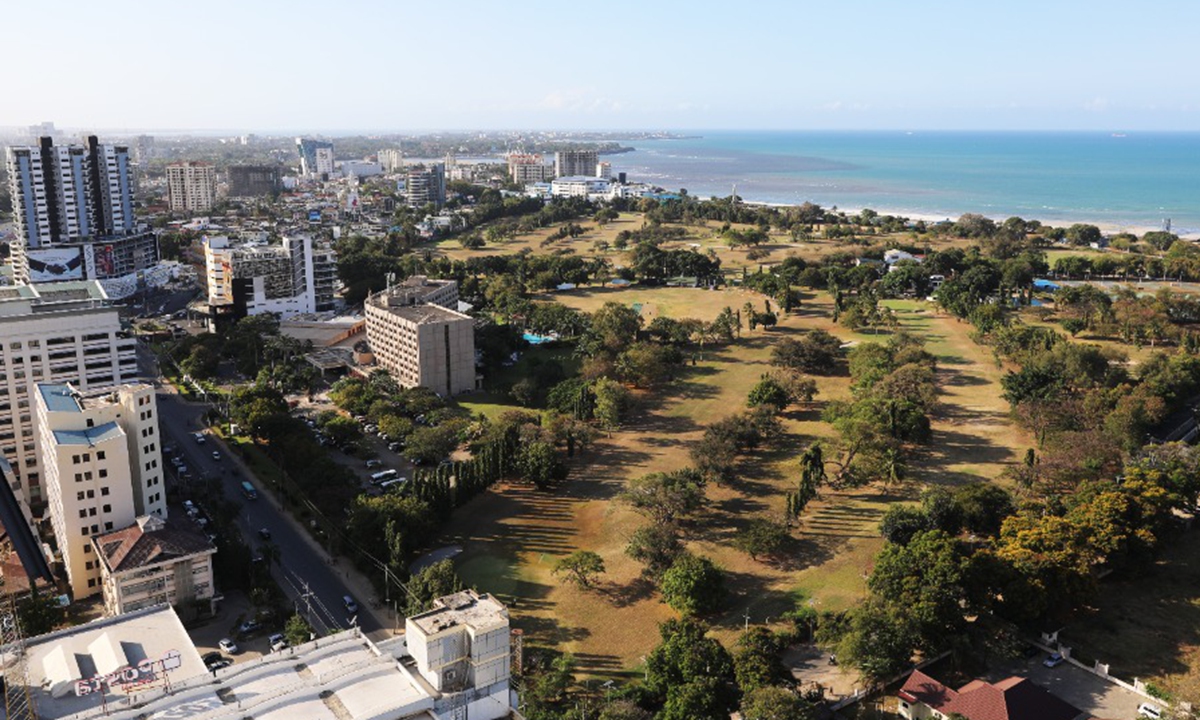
[5,0,1200,132]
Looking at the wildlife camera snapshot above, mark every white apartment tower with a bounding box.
[364,277,475,396]
[378,148,404,173]
[166,162,217,212]
[0,282,139,511]
[204,235,332,323]
[36,382,166,599]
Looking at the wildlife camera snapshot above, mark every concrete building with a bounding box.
[0,281,139,510]
[406,163,446,208]
[4,136,161,296]
[550,176,612,198]
[166,162,217,212]
[204,235,335,324]
[364,277,475,396]
[554,149,599,178]
[35,382,166,599]
[228,165,282,197]
[341,160,383,178]
[378,148,404,173]
[296,137,334,177]
[19,593,516,720]
[898,669,1086,720]
[93,514,216,616]
[508,153,553,184]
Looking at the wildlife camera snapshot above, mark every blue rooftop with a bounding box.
[38,384,82,413]
[53,423,122,447]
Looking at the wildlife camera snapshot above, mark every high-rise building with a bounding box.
[405,164,446,208]
[296,138,334,177]
[35,382,166,599]
[4,136,160,295]
[166,162,217,212]
[227,165,282,197]
[204,235,335,325]
[0,281,139,510]
[378,148,404,173]
[554,149,600,178]
[508,153,553,184]
[364,277,475,396]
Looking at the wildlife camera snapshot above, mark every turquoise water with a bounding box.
[617,132,1200,232]
[522,332,553,344]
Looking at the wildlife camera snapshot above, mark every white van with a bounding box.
[379,477,407,490]
[370,469,398,484]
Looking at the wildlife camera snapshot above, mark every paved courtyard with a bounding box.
[985,652,1150,720]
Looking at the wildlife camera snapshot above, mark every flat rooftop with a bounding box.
[52,422,123,446]
[409,591,508,636]
[38,383,149,414]
[375,303,472,325]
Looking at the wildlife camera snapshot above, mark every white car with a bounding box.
[212,451,221,461]
[1138,703,1164,719]
[268,633,288,653]
[218,638,239,654]
[194,433,207,444]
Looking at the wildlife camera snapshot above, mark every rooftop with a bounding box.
[409,590,509,637]
[52,422,124,447]
[373,303,473,325]
[898,669,1086,720]
[94,515,215,573]
[38,383,149,415]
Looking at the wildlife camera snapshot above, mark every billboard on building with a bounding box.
[95,244,116,276]
[308,210,321,222]
[27,247,85,282]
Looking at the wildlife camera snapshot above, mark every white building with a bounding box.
[19,592,517,720]
[0,281,139,510]
[204,235,336,323]
[364,277,476,396]
[550,176,612,198]
[36,382,166,600]
[508,153,553,184]
[378,148,404,173]
[93,514,216,616]
[166,162,218,212]
[406,164,447,208]
[341,160,383,178]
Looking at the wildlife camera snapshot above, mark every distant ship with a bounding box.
[1112,133,1127,138]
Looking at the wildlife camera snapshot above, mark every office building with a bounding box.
[36,382,166,599]
[405,163,446,208]
[166,161,217,212]
[551,176,612,198]
[378,147,404,173]
[20,592,515,720]
[296,137,334,177]
[508,153,553,184]
[554,149,599,178]
[204,234,335,324]
[364,277,475,396]
[5,136,160,295]
[341,160,383,178]
[228,165,282,197]
[0,281,138,510]
[93,514,216,616]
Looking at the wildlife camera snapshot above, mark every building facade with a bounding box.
[554,149,600,178]
[364,277,475,396]
[227,165,281,197]
[4,136,160,294]
[36,382,166,599]
[551,176,612,198]
[405,164,446,208]
[508,153,553,184]
[93,514,216,616]
[166,162,217,212]
[296,138,334,177]
[0,282,139,510]
[378,148,404,173]
[204,235,334,323]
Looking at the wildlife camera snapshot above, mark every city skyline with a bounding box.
[4,0,1200,133]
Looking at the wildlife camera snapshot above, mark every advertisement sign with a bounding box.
[74,649,183,696]
[27,247,84,282]
[96,244,116,276]
[308,209,321,222]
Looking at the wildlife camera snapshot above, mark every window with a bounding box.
[86,490,95,499]
[74,473,83,483]
[88,578,96,588]
[84,544,91,553]
[99,469,107,478]
[86,418,94,428]
[85,561,93,570]
[102,504,111,513]
[100,487,109,496]
[88,508,96,517]
[79,510,87,519]
[82,453,90,462]
[97,451,105,460]
[72,455,81,464]
[81,527,89,536]
[91,524,98,534]
[76,492,85,501]
[104,522,113,531]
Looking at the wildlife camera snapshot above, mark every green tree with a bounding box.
[597,700,652,720]
[660,554,727,616]
[625,525,683,577]
[644,618,736,707]
[770,330,844,375]
[620,470,704,526]
[17,592,62,637]
[405,425,460,464]
[747,375,791,410]
[734,519,789,561]
[587,301,643,355]
[553,550,607,588]
[321,415,362,447]
[593,377,630,432]
[660,677,729,720]
[518,440,563,489]
[403,559,464,616]
[284,613,314,646]
[733,626,785,692]
[740,687,817,720]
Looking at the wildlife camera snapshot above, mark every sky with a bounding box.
[5,0,1200,133]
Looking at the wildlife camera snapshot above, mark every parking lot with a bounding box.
[292,396,415,495]
[985,651,1151,719]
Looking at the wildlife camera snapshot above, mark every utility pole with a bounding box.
[743,608,751,632]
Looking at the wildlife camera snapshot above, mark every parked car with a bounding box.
[219,638,239,654]
[193,432,206,444]
[1043,652,1065,668]
[1138,703,1163,719]
[238,619,262,635]
[343,595,358,615]
[258,527,272,540]
[212,451,221,461]
[269,633,288,652]
[365,459,383,469]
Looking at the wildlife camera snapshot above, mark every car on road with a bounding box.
[1138,703,1164,719]
[343,595,358,615]
[219,638,239,654]
[237,619,262,635]
[193,433,206,444]
[268,633,288,653]
[212,451,221,461]
[258,527,272,540]
[1043,652,1065,668]
[365,459,383,469]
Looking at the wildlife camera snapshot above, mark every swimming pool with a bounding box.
[523,332,555,344]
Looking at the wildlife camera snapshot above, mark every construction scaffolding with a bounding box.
[1,576,37,720]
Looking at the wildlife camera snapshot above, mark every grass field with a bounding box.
[442,284,1029,675]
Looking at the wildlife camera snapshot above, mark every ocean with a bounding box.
[614,131,1200,234]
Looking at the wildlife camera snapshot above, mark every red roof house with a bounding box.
[897,669,1088,720]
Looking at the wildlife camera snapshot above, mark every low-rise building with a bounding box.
[36,382,166,600]
[364,277,476,396]
[898,669,1087,720]
[93,514,216,616]
[550,176,611,198]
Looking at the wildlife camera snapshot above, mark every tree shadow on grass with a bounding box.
[601,575,658,609]
[939,366,993,387]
